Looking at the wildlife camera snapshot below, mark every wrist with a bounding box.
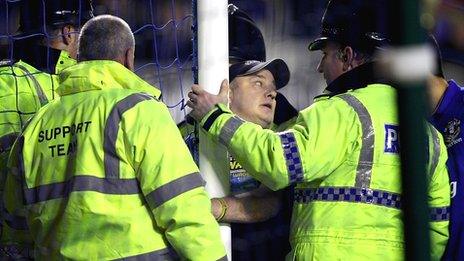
[212,197,228,222]
[200,103,231,131]
[211,198,221,219]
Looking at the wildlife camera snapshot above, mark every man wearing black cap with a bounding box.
[179,5,295,260]
[14,0,94,73]
[0,0,94,150]
[0,3,94,182]
[209,58,291,261]
[0,0,93,258]
[226,59,289,128]
[188,0,450,259]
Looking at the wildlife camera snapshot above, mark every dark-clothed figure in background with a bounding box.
[427,34,464,261]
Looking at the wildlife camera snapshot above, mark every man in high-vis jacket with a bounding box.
[178,5,295,260]
[1,0,93,180]
[0,1,93,255]
[2,15,226,260]
[187,0,450,260]
[209,59,294,261]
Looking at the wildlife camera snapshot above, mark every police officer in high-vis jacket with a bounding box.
[2,15,226,260]
[0,0,93,169]
[0,1,93,250]
[188,0,450,260]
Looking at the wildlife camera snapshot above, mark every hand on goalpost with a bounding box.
[187,79,229,121]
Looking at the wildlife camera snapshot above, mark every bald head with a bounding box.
[78,15,135,69]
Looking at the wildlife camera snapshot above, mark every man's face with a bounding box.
[229,69,277,129]
[317,41,344,85]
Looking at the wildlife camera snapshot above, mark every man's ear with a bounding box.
[227,80,235,105]
[124,47,135,71]
[341,46,355,71]
[61,25,77,46]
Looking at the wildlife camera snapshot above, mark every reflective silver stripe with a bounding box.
[338,94,375,188]
[428,126,440,176]
[218,116,244,147]
[0,133,18,154]
[146,173,205,209]
[23,175,141,205]
[3,207,28,230]
[115,247,179,260]
[294,186,401,209]
[104,93,153,179]
[279,132,304,183]
[16,135,26,184]
[14,64,49,106]
[429,206,450,222]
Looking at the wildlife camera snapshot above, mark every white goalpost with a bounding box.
[196,0,231,259]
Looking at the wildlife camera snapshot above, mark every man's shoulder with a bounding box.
[0,60,54,84]
[351,82,396,98]
[14,60,46,74]
[335,84,396,112]
[94,88,160,104]
[307,93,364,114]
[431,80,464,127]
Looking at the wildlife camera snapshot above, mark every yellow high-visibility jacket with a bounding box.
[0,59,59,249]
[0,52,77,258]
[200,64,450,260]
[0,59,56,165]
[2,60,226,260]
[0,50,76,155]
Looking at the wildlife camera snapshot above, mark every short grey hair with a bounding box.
[77,15,135,61]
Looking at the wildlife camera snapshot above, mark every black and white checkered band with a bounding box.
[429,206,450,222]
[294,187,450,221]
[279,132,303,183]
[294,187,401,209]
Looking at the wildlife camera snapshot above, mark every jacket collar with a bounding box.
[55,51,77,74]
[57,60,161,99]
[316,62,388,99]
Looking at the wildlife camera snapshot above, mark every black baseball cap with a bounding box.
[229,59,290,90]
